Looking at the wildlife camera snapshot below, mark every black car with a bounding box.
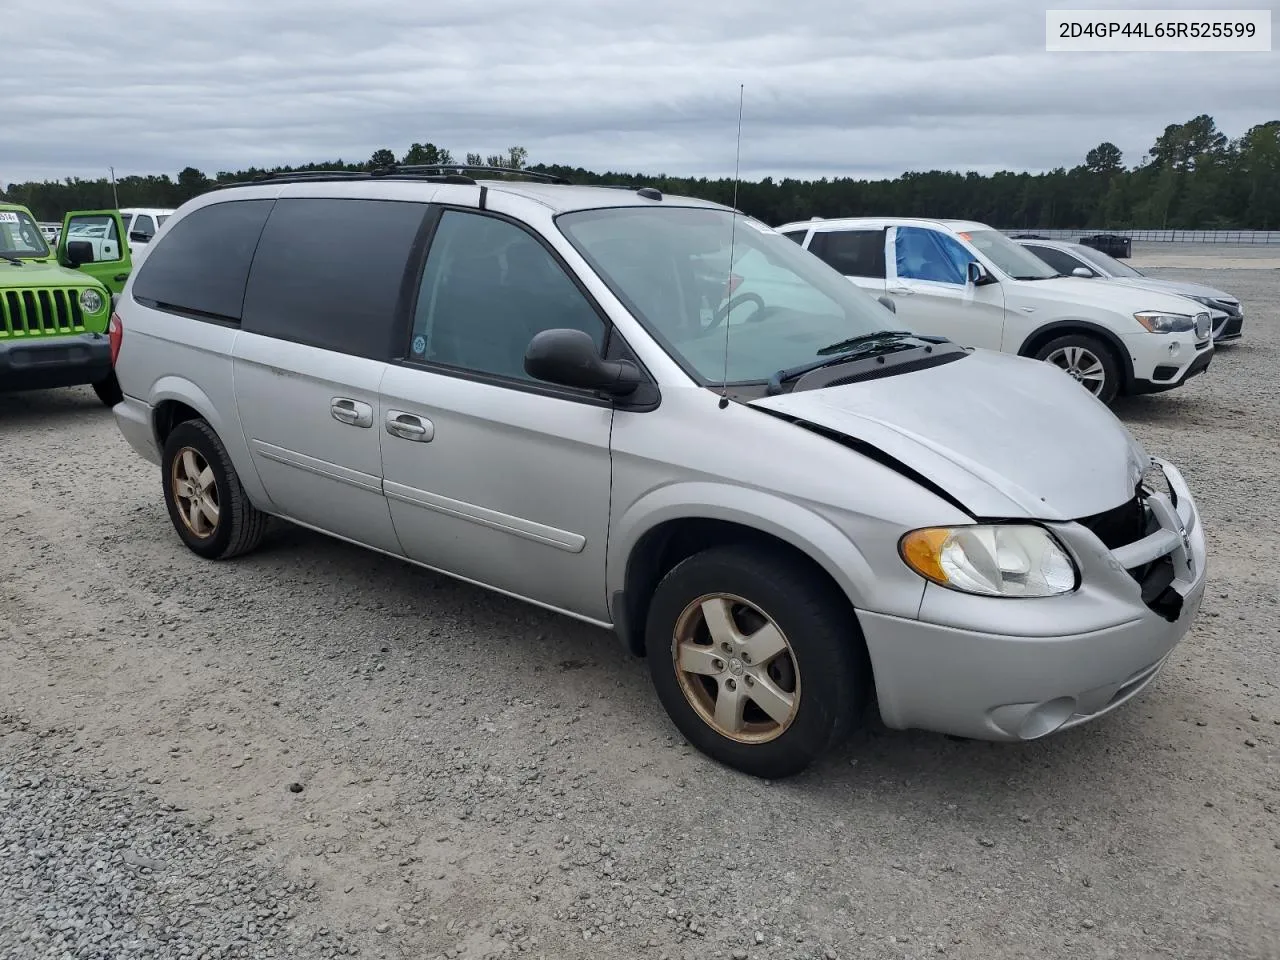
[1078,233,1132,259]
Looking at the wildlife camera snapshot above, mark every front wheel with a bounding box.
[645,545,870,779]
[1035,333,1121,404]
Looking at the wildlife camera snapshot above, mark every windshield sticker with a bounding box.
[0,212,19,223]
[411,334,427,357]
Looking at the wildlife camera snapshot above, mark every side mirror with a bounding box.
[66,240,95,267]
[967,261,994,285]
[1071,266,1094,278]
[129,231,150,243]
[524,328,642,397]
[877,295,896,314]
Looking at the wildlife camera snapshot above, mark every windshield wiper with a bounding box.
[1,254,23,266]
[767,331,924,394]
[815,329,915,356]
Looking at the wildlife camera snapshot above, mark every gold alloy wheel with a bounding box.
[672,593,801,743]
[170,446,220,539]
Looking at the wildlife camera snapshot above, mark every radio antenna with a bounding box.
[718,83,745,410]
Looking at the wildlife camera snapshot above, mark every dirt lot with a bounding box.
[3,253,1278,960]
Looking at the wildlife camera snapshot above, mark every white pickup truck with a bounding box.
[119,207,175,256]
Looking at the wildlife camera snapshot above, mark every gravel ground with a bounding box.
[2,253,1279,960]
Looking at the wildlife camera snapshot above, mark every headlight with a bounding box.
[79,288,104,314]
[1134,310,1194,334]
[899,524,1078,597]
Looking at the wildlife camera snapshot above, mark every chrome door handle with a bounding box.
[386,410,434,442]
[887,286,914,296]
[330,397,373,428]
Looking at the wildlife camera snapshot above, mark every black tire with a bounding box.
[1034,333,1121,404]
[161,419,269,560]
[645,544,870,779]
[92,372,123,408]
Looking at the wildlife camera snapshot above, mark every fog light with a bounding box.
[1018,697,1077,739]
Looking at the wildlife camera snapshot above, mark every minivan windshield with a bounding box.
[1071,243,1144,278]
[0,209,52,258]
[557,206,903,384]
[959,228,1058,280]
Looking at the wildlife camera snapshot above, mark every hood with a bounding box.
[1104,275,1237,305]
[751,348,1148,521]
[0,258,96,290]
[1014,275,1212,318]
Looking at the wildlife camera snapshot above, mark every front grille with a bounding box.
[1217,315,1244,338]
[0,288,86,337]
[1076,482,1187,620]
[1076,494,1146,551]
[1193,312,1211,340]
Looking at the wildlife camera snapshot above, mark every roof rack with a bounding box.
[212,165,572,190]
[373,164,571,184]
[579,183,665,200]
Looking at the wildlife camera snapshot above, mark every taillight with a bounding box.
[108,312,123,366]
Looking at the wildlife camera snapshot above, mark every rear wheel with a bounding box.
[645,545,870,779]
[161,419,268,560]
[92,372,122,408]
[1035,333,1121,404]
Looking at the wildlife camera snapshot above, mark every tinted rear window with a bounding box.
[240,198,429,359]
[809,229,886,278]
[1023,244,1079,275]
[131,199,274,322]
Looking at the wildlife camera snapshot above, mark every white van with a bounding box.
[775,217,1214,404]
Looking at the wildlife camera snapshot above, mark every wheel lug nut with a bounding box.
[741,653,751,664]
[745,676,755,686]
[725,679,737,691]
[721,642,732,653]
[713,659,725,671]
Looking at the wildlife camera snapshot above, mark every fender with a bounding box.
[147,374,276,512]
[1016,319,1135,388]
[607,480,927,621]
[149,375,225,440]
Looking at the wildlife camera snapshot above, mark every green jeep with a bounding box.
[1,204,133,407]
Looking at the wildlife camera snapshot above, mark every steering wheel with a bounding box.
[743,304,789,324]
[710,292,766,329]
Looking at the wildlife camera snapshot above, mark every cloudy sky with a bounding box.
[6,0,1277,186]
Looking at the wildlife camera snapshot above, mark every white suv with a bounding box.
[775,217,1214,404]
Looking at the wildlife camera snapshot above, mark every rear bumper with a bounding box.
[0,332,112,392]
[114,394,161,466]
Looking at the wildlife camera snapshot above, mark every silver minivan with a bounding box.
[108,169,1208,778]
